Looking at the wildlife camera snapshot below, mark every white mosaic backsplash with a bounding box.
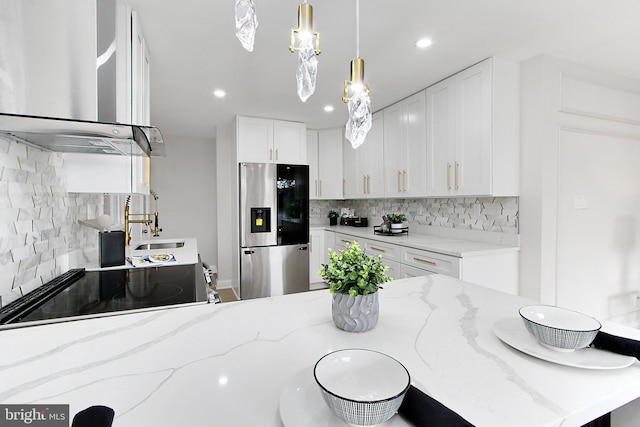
[311,197,519,234]
[0,135,101,306]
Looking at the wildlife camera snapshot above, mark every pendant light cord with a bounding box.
[356,0,360,57]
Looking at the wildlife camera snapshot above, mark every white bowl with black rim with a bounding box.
[519,305,602,352]
[313,348,410,426]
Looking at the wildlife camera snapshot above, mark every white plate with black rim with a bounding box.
[493,317,636,370]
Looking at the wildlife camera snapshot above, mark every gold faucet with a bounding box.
[124,195,159,246]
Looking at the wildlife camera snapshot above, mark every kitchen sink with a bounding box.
[135,241,185,250]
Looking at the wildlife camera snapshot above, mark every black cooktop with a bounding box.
[0,264,208,327]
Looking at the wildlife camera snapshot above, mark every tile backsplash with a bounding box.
[0,135,101,306]
[310,197,519,234]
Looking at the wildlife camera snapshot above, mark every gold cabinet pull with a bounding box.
[275,148,279,161]
[397,170,401,192]
[363,175,367,194]
[366,175,370,194]
[269,148,273,160]
[414,257,436,266]
[314,179,318,196]
[455,161,459,190]
[341,239,351,244]
[447,163,452,190]
[402,170,407,192]
[370,246,386,252]
[343,179,346,197]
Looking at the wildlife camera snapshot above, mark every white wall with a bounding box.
[150,135,217,266]
[520,55,640,321]
[214,123,238,294]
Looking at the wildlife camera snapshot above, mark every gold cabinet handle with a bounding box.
[367,175,371,194]
[363,175,367,194]
[402,170,407,192]
[397,170,401,192]
[275,148,279,161]
[414,257,436,266]
[314,179,318,196]
[269,148,273,161]
[370,246,386,252]
[341,239,351,244]
[447,163,452,190]
[343,179,346,197]
[455,161,459,190]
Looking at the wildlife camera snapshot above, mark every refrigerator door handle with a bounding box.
[244,250,255,254]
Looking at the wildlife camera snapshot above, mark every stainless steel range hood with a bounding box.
[0,113,165,157]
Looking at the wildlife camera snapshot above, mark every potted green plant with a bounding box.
[386,213,407,233]
[327,210,340,226]
[319,241,393,332]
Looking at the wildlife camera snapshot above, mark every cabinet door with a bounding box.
[323,230,335,264]
[400,264,435,279]
[455,60,492,195]
[361,112,385,198]
[131,11,150,127]
[343,133,358,199]
[426,77,455,196]
[383,102,406,197]
[307,130,319,200]
[382,259,401,280]
[404,91,427,197]
[237,116,273,163]
[317,128,344,199]
[309,229,324,283]
[274,120,306,164]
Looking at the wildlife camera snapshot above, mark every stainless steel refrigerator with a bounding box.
[239,162,309,300]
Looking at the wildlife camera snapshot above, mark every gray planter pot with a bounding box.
[331,292,379,332]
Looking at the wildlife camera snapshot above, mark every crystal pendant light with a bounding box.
[343,0,371,149]
[290,2,321,102]
[235,0,258,52]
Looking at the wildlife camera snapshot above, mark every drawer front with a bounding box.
[333,233,361,251]
[401,247,460,278]
[363,239,402,262]
[382,259,401,280]
[400,264,435,279]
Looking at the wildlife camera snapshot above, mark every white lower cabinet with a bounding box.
[400,264,434,279]
[309,229,324,284]
[324,231,518,295]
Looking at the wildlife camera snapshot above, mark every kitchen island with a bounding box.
[1,274,639,426]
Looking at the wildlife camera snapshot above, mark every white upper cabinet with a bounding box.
[347,112,384,199]
[236,116,307,165]
[426,58,519,197]
[383,91,427,198]
[315,127,344,199]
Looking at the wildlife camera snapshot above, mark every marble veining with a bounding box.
[1,275,640,426]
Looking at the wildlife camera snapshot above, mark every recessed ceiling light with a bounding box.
[213,89,226,98]
[415,38,433,49]
[324,105,334,112]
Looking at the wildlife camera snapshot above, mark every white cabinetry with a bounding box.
[309,229,324,283]
[345,112,385,199]
[309,128,343,199]
[236,116,307,165]
[65,5,151,194]
[426,58,519,197]
[383,91,427,198]
[329,229,518,294]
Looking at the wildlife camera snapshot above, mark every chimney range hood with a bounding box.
[0,113,165,157]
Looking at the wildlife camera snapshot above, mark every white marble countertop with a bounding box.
[1,275,639,426]
[312,225,519,257]
[82,237,199,271]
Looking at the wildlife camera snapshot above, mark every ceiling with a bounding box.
[125,0,640,140]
